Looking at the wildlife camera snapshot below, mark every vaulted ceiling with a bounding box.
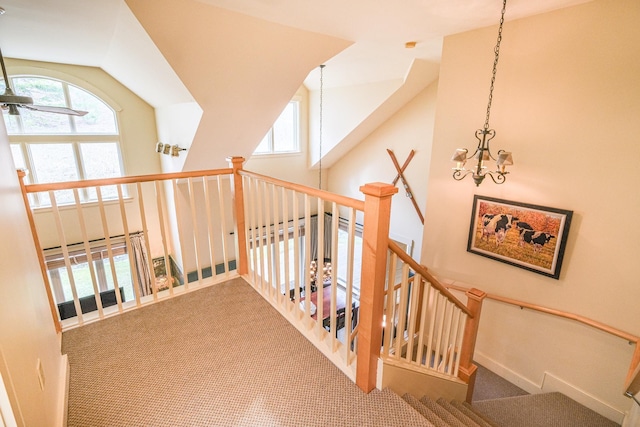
[0,0,593,106]
[0,0,594,170]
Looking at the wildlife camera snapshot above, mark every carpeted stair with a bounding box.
[397,391,620,427]
[401,393,498,427]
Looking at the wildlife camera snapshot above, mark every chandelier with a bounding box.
[310,260,332,290]
[451,0,513,186]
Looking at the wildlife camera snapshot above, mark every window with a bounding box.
[45,240,134,305]
[337,228,363,296]
[254,100,300,154]
[2,75,124,207]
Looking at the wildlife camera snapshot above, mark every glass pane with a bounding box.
[80,142,123,200]
[13,77,71,133]
[253,132,271,154]
[29,143,78,205]
[69,86,117,133]
[10,144,26,170]
[57,263,94,300]
[272,101,298,152]
[103,254,134,303]
[337,230,363,294]
[2,110,21,134]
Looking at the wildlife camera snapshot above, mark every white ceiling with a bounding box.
[0,0,594,105]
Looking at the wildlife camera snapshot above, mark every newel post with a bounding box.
[227,157,248,276]
[356,182,398,392]
[17,170,62,333]
[458,288,487,403]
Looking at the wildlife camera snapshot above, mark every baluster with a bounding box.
[155,180,174,297]
[73,188,104,320]
[203,176,217,280]
[49,190,83,326]
[96,186,124,310]
[217,176,230,276]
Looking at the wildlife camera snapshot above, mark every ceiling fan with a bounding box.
[0,47,88,117]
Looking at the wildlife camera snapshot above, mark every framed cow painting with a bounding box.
[467,195,573,279]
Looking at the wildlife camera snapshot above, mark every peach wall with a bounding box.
[423,0,640,421]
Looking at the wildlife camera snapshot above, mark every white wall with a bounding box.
[327,82,438,261]
[423,0,640,421]
[308,78,402,167]
[0,118,65,426]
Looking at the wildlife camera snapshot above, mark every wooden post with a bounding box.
[458,287,487,403]
[227,157,248,276]
[17,170,62,333]
[356,182,397,392]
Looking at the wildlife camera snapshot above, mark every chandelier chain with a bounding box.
[484,0,507,131]
[319,64,325,190]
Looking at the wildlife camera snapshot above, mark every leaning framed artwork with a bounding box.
[467,195,573,279]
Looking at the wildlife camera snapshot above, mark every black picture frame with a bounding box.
[467,195,573,279]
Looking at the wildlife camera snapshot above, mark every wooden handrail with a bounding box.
[388,240,473,317]
[17,170,62,333]
[445,282,640,396]
[23,168,234,193]
[445,283,639,344]
[239,169,365,211]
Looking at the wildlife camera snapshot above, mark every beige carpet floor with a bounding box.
[62,277,431,427]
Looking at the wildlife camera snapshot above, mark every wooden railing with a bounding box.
[19,168,238,331]
[383,241,485,399]
[234,163,368,384]
[445,283,640,399]
[230,158,485,394]
[19,156,487,397]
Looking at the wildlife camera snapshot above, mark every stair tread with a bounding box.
[419,396,470,427]
[369,388,435,427]
[402,394,448,427]
[452,401,500,427]
[436,398,482,427]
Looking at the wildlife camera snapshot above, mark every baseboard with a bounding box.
[57,354,69,427]
[474,351,625,424]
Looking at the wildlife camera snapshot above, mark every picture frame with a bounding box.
[467,195,573,279]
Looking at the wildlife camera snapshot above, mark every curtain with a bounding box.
[130,233,152,297]
[309,213,332,262]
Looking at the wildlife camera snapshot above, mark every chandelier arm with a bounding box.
[453,169,474,181]
[485,171,507,185]
[484,129,497,160]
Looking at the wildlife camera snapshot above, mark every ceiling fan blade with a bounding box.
[19,104,88,116]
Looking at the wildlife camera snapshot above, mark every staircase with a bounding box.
[399,393,499,427]
[384,390,621,427]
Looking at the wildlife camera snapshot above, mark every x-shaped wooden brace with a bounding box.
[387,149,424,224]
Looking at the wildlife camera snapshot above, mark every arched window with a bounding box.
[2,75,124,207]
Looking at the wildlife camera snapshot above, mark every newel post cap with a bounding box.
[359,182,398,198]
